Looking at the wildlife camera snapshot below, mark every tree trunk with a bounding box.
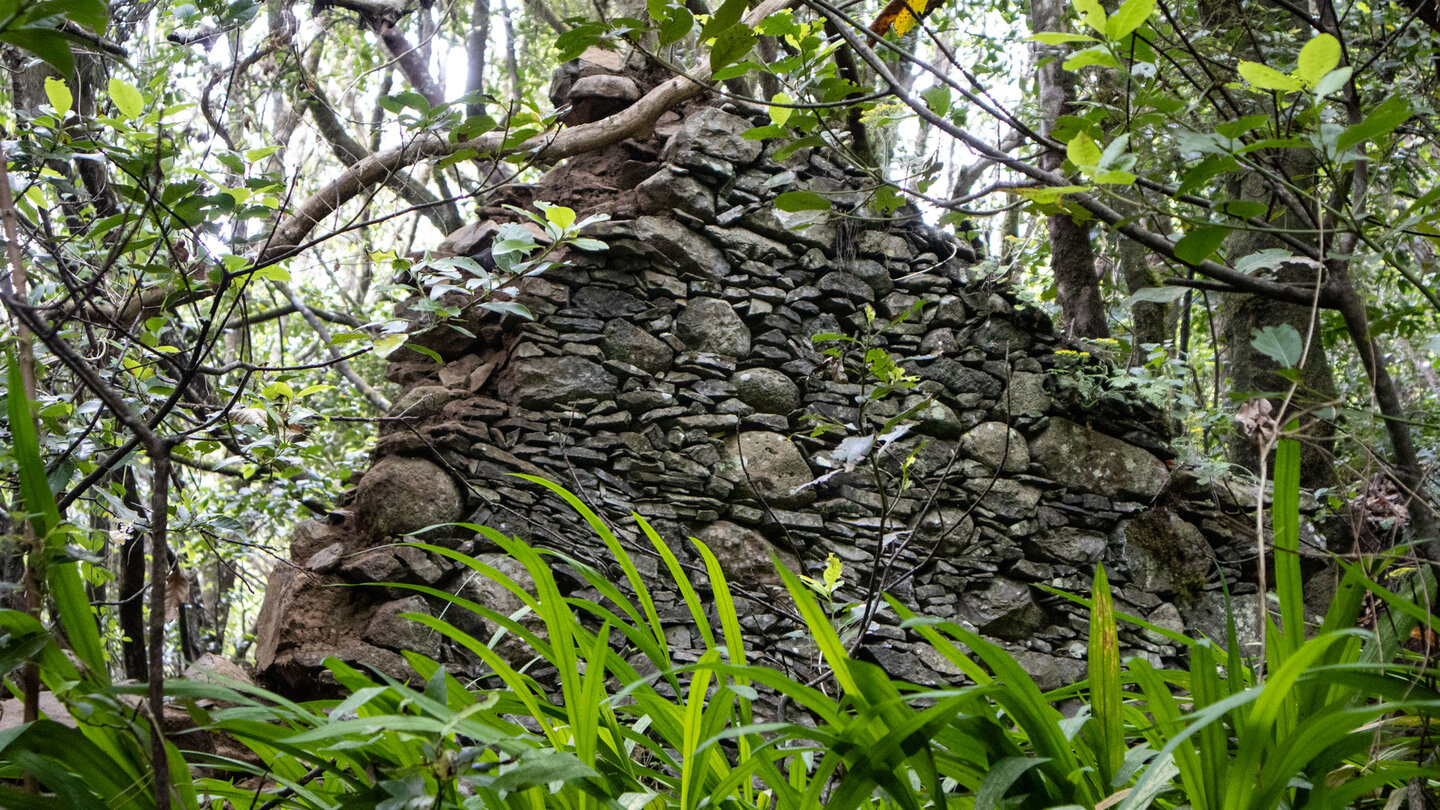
[1029,0,1107,338]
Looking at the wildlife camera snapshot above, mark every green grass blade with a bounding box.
[1086,564,1124,786]
[6,355,107,683]
[1273,437,1304,661]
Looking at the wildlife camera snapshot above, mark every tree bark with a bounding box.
[466,0,491,118]
[1029,0,1107,338]
[119,468,148,681]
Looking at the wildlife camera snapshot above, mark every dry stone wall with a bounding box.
[253,100,1299,698]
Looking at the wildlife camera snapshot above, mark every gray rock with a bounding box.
[1011,651,1086,690]
[660,106,764,169]
[848,259,894,297]
[1119,507,1209,597]
[1143,602,1186,645]
[568,73,640,102]
[676,297,751,357]
[817,271,875,304]
[716,431,816,508]
[637,168,717,220]
[388,385,455,421]
[1030,417,1169,501]
[705,226,790,263]
[974,478,1042,521]
[1032,528,1107,565]
[694,521,798,588]
[450,554,548,666]
[305,542,345,573]
[732,368,800,413]
[906,396,963,439]
[364,596,440,655]
[921,358,1003,398]
[959,422,1029,473]
[635,216,731,277]
[498,355,619,408]
[958,577,1045,640]
[604,319,673,373]
[739,204,835,251]
[856,231,909,260]
[1004,372,1051,417]
[355,456,464,538]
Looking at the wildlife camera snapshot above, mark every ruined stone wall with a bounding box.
[253,101,1292,697]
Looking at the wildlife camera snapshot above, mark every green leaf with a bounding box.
[657,4,693,45]
[709,25,756,74]
[1312,66,1351,99]
[1087,565,1124,785]
[1105,0,1154,41]
[6,356,107,684]
[698,0,747,40]
[1074,0,1106,33]
[1092,169,1136,184]
[1335,96,1411,152]
[1063,45,1120,70]
[0,29,74,78]
[1016,185,1090,204]
[541,203,576,230]
[768,92,793,126]
[1234,248,1301,274]
[1237,61,1303,92]
[108,77,144,119]
[1067,131,1103,168]
[1124,286,1187,306]
[1173,224,1229,264]
[920,84,950,116]
[1250,323,1303,368]
[1031,32,1098,44]
[1295,33,1341,87]
[774,190,831,212]
[44,76,71,117]
[62,0,109,31]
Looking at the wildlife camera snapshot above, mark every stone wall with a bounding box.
[253,97,1306,697]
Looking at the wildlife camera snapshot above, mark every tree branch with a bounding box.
[302,88,461,233]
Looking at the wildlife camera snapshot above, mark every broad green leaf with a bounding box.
[542,203,576,230]
[1335,96,1411,152]
[774,190,831,212]
[1063,45,1120,70]
[0,30,74,78]
[373,334,410,358]
[698,0,747,40]
[1067,131,1103,168]
[1313,66,1352,99]
[1106,0,1155,41]
[921,84,951,115]
[1093,169,1137,184]
[1017,185,1090,204]
[657,5,694,45]
[1124,286,1187,306]
[1031,32,1098,44]
[108,77,144,119]
[709,25,756,73]
[44,76,71,117]
[769,92,793,126]
[1174,224,1228,264]
[1074,0,1106,33]
[1234,248,1302,275]
[1250,323,1303,368]
[1237,61,1303,92]
[1296,33,1341,87]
